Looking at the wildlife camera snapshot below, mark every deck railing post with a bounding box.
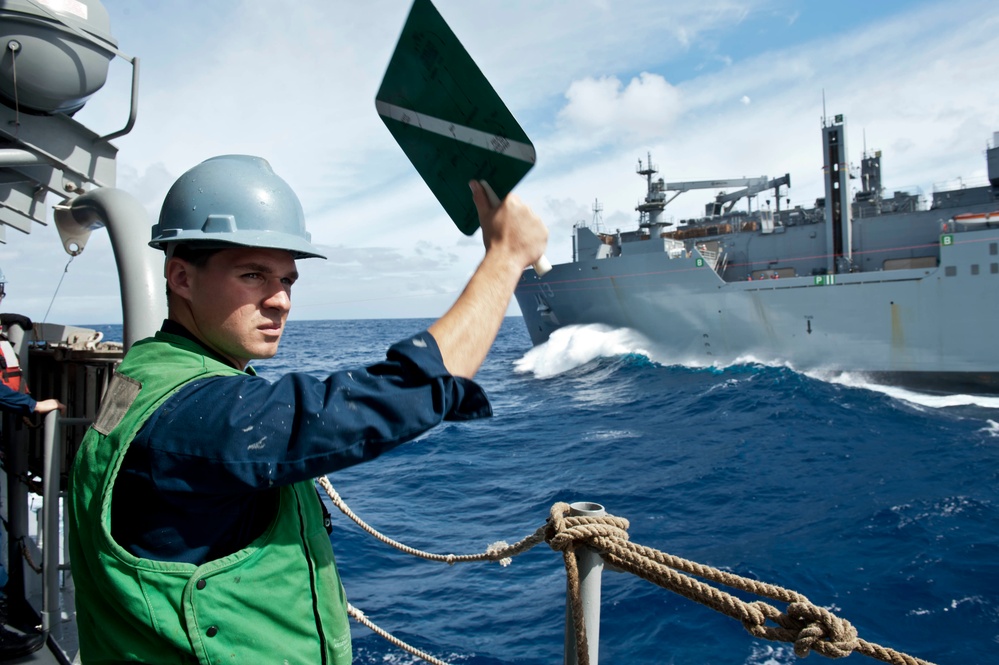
[41,411,59,634]
[564,501,606,665]
[41,414,90,636]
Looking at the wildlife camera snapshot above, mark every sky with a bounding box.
[3,0,999,325]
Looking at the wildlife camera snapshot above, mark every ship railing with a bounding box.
[3,323,123,662]
[932,174,990,193]
[695,244,726,273]
[40,411,89,638]
[697,247,718,263]
[317,479,936,665]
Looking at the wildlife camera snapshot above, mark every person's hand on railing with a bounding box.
[33,399,66,415]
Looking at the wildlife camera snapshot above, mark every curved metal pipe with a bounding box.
[0,148,46,167]
[53,188,165,348]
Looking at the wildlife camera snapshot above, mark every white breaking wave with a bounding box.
[513,324,654,378]
[515,325,999,411]
[515,325,796,379]
[810,370,999,410]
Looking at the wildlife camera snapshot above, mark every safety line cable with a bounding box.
[42,255,74,327]
[346,604,450,665]
[318,477,936,665]
[318,476,546,566]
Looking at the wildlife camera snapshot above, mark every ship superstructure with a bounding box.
[515,115,999,393]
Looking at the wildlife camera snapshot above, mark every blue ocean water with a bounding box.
[95,318,999,664]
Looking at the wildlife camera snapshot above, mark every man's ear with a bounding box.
[165,257,194,300]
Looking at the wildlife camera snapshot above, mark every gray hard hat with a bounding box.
[149,155,326,259]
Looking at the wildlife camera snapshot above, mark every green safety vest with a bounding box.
[68,331,352,664]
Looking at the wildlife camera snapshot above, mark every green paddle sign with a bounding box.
[376,0,537,237]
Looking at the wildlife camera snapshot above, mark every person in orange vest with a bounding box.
[0,269,64,417]
[0,267,64,660]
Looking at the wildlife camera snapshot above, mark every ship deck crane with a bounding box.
[664,174,791,215]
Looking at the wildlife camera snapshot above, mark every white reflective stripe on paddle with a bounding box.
[375,101,537,164]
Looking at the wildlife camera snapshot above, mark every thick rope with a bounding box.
[560,535,588,665]
[317,478,934,665]
[544,503,631,665]
[543,502,935,665]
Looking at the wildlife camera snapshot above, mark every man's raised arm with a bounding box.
[429,180,548,378]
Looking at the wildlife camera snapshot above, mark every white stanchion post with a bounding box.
[41,411,59,634]
[564,501,605,665]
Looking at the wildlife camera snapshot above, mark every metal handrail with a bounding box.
[41,413,90,634]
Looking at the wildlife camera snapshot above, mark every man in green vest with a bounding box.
[68,155,547,664]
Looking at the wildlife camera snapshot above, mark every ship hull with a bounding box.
[515,226,999,394]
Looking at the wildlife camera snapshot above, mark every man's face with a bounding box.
[176,247,298,368]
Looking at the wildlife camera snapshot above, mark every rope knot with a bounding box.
[543,502,631,554]
[485,541,513,567]
[544,502,575,552]
[784,601,860,659]
[739,600,860,659]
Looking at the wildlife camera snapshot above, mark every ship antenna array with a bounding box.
[316,476,936,665]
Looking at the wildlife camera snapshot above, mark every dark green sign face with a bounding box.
[376,0,536,236]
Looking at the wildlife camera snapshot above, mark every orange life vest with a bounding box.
[0,338,23,392]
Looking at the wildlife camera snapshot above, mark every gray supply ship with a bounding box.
[514,116,999,394]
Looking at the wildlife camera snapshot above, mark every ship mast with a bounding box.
[591,198,604,233]
[822,114,853,274]
[636,153,670,236]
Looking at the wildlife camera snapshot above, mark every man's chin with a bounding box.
[253,344,280,360]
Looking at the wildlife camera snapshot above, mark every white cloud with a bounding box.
[3,0,999,325]
[555,73,682,150]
